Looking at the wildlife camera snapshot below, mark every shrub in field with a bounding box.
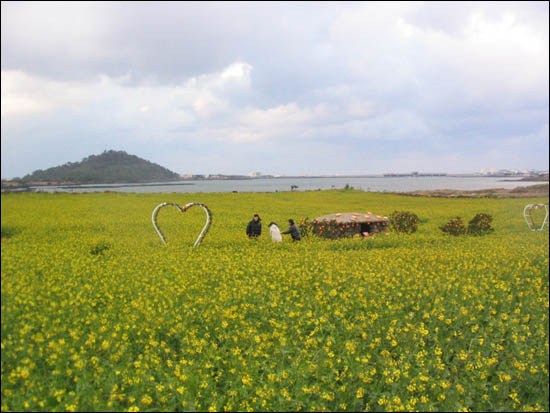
[390,210,419,233]
[441,217,467,235]
[90,240,111,255]
[468,213,494,235]
[297,217,312,238]
[1,225,19,239]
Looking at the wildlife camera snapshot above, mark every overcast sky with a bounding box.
[1,1,548,178]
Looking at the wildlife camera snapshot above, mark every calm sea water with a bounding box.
[29,176,537,193]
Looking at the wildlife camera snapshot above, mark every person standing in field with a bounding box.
[269,222,282,242]
[282,219,301,241]
[246,214,262,239]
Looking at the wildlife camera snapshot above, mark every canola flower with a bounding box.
[1,190,548,412]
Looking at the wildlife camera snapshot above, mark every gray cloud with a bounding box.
[1,1,548,178]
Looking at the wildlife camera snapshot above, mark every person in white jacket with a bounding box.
[268,222,282,242]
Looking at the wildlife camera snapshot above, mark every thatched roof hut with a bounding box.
[311,212,390,239]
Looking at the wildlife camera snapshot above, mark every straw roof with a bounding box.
[313,212,390,224]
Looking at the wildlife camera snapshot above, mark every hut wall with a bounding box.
[370,222,389,233]
[310,221,361,239]
[311,219,389,239]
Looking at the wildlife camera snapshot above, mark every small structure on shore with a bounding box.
[311,212,390,239]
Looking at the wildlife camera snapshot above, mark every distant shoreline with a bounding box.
[3,173,548,189]
[50,182,195,190]
[1,181,195,191]
[500,174,549,182]
[400,183,549,198]
[2,180,548,198]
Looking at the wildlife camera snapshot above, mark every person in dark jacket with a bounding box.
[246,214,262,238]
[282,219,301,241]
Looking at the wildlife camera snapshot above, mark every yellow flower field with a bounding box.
[1,190,548,412]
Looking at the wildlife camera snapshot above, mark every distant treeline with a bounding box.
[18,150,180,184]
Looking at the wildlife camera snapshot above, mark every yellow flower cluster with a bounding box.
[1,190,548,412]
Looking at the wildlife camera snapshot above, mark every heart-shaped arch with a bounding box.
[523,203,549,231]
[152,202,213,247]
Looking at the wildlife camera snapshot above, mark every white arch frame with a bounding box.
[152,202,212,247]
[523,204,549,231]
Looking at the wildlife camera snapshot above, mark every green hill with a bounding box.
[21,150,180,184]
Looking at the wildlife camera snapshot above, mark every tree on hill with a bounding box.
[21,150,180,184]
